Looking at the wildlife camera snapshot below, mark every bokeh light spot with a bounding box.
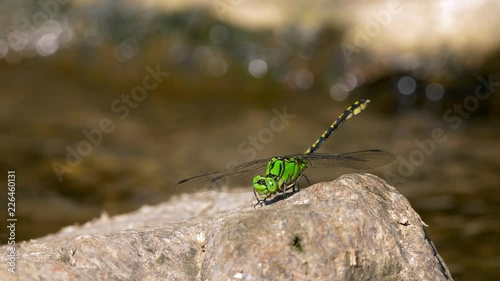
[36,34,59,56]
[248,59,268,78]
[294,69,314,90]
[397,76,417,95]
[426,82,445,101]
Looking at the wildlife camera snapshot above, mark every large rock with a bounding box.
[0,174,453,280]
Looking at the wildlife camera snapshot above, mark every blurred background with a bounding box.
[0,0,499,279]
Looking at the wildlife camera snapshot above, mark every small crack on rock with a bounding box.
[290,235,304,253]
[398,219,410,226]
[423,228,451,280]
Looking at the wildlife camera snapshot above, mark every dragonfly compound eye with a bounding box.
[266,178,278,192]
[253,176,268,192]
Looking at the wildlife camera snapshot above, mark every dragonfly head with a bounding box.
[253,175,278,199]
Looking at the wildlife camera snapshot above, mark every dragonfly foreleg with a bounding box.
[253,200,264,209]
[253,189,267,208]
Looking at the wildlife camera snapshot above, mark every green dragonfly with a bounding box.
[176,99,394,206]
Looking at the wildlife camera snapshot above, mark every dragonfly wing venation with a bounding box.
[300,150,395,169]
[176,158,271,192]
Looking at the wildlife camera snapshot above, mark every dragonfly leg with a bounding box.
[302,174,311,186]
[253,189,261,203]
[292,173,307,192]
[253,200,264,209]
[253,189,267,208]
[282,184,289,196]
[285,182,297,193]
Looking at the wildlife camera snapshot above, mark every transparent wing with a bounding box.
[175,150,394,193]
[175,158,271,193]
[299,150,395,169]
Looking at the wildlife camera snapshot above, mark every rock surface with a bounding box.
[0,174,453,281]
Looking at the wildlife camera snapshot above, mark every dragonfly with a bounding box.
[176,99,395,207]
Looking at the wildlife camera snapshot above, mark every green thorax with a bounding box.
[253,157,307,199]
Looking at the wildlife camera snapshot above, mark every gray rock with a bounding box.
[0,174,453,281]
